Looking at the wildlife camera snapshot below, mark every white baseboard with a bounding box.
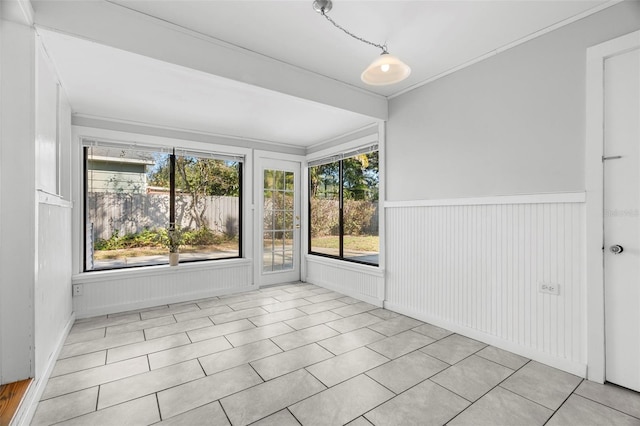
[307,278,384,307]
[385,301,587,378]
[12,312,76,426]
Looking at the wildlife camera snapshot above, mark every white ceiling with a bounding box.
[35,0,610,148]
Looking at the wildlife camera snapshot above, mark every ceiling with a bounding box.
[35,0,610,148]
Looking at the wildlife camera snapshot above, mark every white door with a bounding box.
[259,159,301,286]
[604,47,640,392]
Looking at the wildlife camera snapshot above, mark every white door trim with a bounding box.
[585,29,640,384]
[253,150,305,287]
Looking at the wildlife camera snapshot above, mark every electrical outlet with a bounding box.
[539,282,560,295]
[73,284,83,296]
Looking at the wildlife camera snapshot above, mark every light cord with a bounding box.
[321,9,387,54]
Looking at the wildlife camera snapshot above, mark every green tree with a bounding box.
[148,156,240,229]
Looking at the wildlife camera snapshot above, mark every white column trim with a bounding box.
[585,29,640,384]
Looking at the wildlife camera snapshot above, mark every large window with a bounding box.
[84,143,242,271]
[309,146,379,265]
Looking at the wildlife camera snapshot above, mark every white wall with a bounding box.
[384,2,640,375]
[387,2,640,201]
[0,15,36,385]
[34,41,74,381]
[385,195,585,375]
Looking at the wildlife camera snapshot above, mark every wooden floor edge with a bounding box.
[0,379,33,426]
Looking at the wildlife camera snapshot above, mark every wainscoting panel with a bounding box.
[305,256,384,306]
[385,196,585,374]
[72,260,253,318]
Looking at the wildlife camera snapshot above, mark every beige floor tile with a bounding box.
[367,315,424,337]
[263,298,312,313]
[448,386,553,426]
[106,333,190,364]
[157,402,230,426]
[271,324,339,351]
[98,360,204,409]
[431,355,514,402]
[140,303,199,320]
[32,387,98,426]
[158,364,262,419]
[546,394,640,426]
[64,328,106,345]
[285,310,343,330]
[199,339,282,375]
[251,343,334,381]
[249,308,306,327]
[420,334,486,364]
[346,417,374,426]
[366,351,448,394]
[56,394,160,426]
[412,322,453,340]
[306,347,389,387]
[51,352,106,377]
[337,296,360,304]
[331,302,378,317]
[210,307,269,324]
[368,308,400,320]
[367,330,435,359]
[574,380,640,419]
[229,297,280,311]
[225,322,294,347]
[290,374,394,426]
[172,304,233,322]
[144,317,213,340]
[318,328,385,356]
[42,356,149,400]
[70,313,140,333]
[501,361,582,410]
[105,315,175,336]
[148,336,232,369]
[304,292,345,304]
[298,299,348,315]
[59,331,145,359]
[187,318,255,342]
[274,290,318,302]
[475,345,529,370]
[365,379,470,426]
[221,369,326,425]
[250,409,300,426]
[325,313,383,333]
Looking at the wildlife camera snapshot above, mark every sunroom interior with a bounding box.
[1,0,640,424]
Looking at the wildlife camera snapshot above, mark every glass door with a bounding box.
[260,159,301,285]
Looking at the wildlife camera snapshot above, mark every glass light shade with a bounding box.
[361,52,411,86]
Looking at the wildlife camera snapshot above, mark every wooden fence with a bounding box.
[87,193,240,241]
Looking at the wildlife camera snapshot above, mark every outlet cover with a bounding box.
[539,282,560,295]
[73,284,83,296]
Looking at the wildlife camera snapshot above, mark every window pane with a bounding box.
[309,162,340,257]
[86,146,169,270]
[85,146,242,271]
[173,156,241,263]
[343,151,379,264]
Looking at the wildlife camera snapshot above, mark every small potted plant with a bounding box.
[164,225,182,266]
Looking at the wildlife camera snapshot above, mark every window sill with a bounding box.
[305,254,384,277]
[73,257,251,284]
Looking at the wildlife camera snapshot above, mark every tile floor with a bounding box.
[31,283,640,425]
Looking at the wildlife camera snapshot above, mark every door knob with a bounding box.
[610,245,624,254]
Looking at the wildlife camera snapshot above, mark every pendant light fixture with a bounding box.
[313,0,411,86]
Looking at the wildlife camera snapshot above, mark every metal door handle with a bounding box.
[610,245,624,254]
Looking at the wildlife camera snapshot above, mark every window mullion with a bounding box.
[339,160,344,259]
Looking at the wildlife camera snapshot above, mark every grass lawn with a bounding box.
[311,235,379,252]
